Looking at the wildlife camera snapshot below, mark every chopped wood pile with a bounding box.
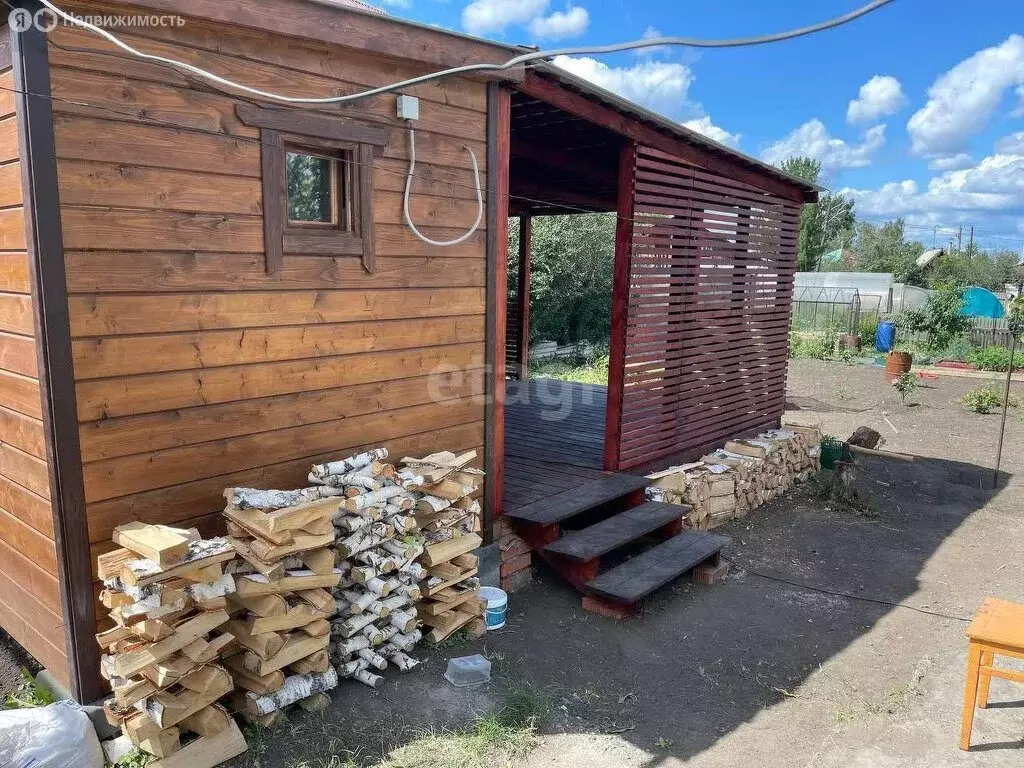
[220,487,341,726]
[96,523,247,765]
[405,451,487,643]
[325,448,427,689]
[646,424,821,530]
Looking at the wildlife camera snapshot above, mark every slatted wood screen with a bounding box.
[505,302,522,377]
[613,146,800,469]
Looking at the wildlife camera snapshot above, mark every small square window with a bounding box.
[286,149,353,229]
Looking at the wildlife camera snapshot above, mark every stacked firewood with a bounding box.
[404,452,488,643]
[647,425,821,530]
[327,449,429,689]
[221,489,341,724]
[96,523,247,765]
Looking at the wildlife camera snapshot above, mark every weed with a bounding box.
[114,747,155,768]
[835,385,852,401]
[655,737,674,749]
[432,628,473,650]
[3,668,54,709]
[961,387,1020,414]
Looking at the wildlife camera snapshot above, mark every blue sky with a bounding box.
[377,0,1024,251]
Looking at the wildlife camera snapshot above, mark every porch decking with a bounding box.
[503,379,610,512]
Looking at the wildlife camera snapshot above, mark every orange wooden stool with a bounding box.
[960,597,1024,750]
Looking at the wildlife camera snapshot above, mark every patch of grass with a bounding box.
[288,757,359,768]
[531,354,609,385]
[3,668,54,709]
[378,684,548,768]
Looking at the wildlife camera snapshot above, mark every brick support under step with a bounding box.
[582,596,638,620]
[693,560,729,585]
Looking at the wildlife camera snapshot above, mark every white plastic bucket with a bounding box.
[479,586,508,630]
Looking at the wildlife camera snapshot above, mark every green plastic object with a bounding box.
[820,443,844,470]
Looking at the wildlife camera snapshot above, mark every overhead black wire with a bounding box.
[720,554,972,623]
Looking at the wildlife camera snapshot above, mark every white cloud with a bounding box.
[462,0,548,35]
[761,119,886,171]
[847,75,906,124]
[840,145,1024,222]
[995,131,1024,154]
[928,153,974,171]
[907,34,1024,158]
[635,25,668,56]
[682,117,741,148]
[528,6,589,39]
[552,55,694,116]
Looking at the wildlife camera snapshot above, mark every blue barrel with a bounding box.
[875,320,895,352]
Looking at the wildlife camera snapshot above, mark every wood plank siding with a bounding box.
[0,63,68,686]
[47,11,490,620]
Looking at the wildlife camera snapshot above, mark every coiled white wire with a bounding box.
[403,127,483,247]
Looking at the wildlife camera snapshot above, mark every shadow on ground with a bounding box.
[235,453,1021,767]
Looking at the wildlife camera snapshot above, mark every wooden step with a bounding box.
[504,473,649,526]
[586,532,730,604]
[543,502,684,562]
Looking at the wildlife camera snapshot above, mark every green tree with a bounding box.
[508,213,615,346]
[778,156,856,271]
[899,283,973,352]
[854,219,927,285]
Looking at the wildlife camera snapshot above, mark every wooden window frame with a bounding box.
[237,104,389,274]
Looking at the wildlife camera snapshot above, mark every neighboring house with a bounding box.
[0,0,814,701]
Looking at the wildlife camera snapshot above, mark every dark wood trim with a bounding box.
[604,142,636,472]
[259,128,284,274]
[484,83,510,538]
[237,104,390,147]
[516,215,531,381]
[357,143,376,273]
[510,141,617,186]
[517,73,813,204]
[282,231,363,256]
[107,0,525,78]
[11,7,99,702]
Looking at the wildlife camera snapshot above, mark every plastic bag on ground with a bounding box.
[0,700,104,768]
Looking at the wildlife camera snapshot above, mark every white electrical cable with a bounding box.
[403,127,483,247]
[37,0,895,105]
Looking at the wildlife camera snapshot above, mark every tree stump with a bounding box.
[848,427,883,450]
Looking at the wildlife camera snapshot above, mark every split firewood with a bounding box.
[232,668,338,716]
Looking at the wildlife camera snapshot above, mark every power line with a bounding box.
[33,0,897,105]
[0,78,804,233]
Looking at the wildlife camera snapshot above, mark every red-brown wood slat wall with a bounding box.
[614,146,800,469]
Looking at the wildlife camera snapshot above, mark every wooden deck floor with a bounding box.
[503,379,613,512]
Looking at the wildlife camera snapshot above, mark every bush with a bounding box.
[967,346,1016,372]
[960,387,1020,414]
[789,332,802,358]
[892,371,917,405]
[940,336,977,362]
[800,335,831,360]
[858,314,880,345]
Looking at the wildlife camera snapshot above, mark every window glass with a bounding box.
[287,152,334,223]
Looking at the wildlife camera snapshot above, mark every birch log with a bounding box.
[240,668,338,715]
[311,449,389,480]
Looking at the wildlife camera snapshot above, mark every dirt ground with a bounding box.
[1,359,1021,766]
[229,358,1024,767]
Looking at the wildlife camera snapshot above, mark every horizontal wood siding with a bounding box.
[49,17,489,584]
[0,64,67,685]
[616,146,800,469]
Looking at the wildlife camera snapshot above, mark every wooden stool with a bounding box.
[960,597,1024,750]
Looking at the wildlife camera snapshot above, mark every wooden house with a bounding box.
[0,0,814,702]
